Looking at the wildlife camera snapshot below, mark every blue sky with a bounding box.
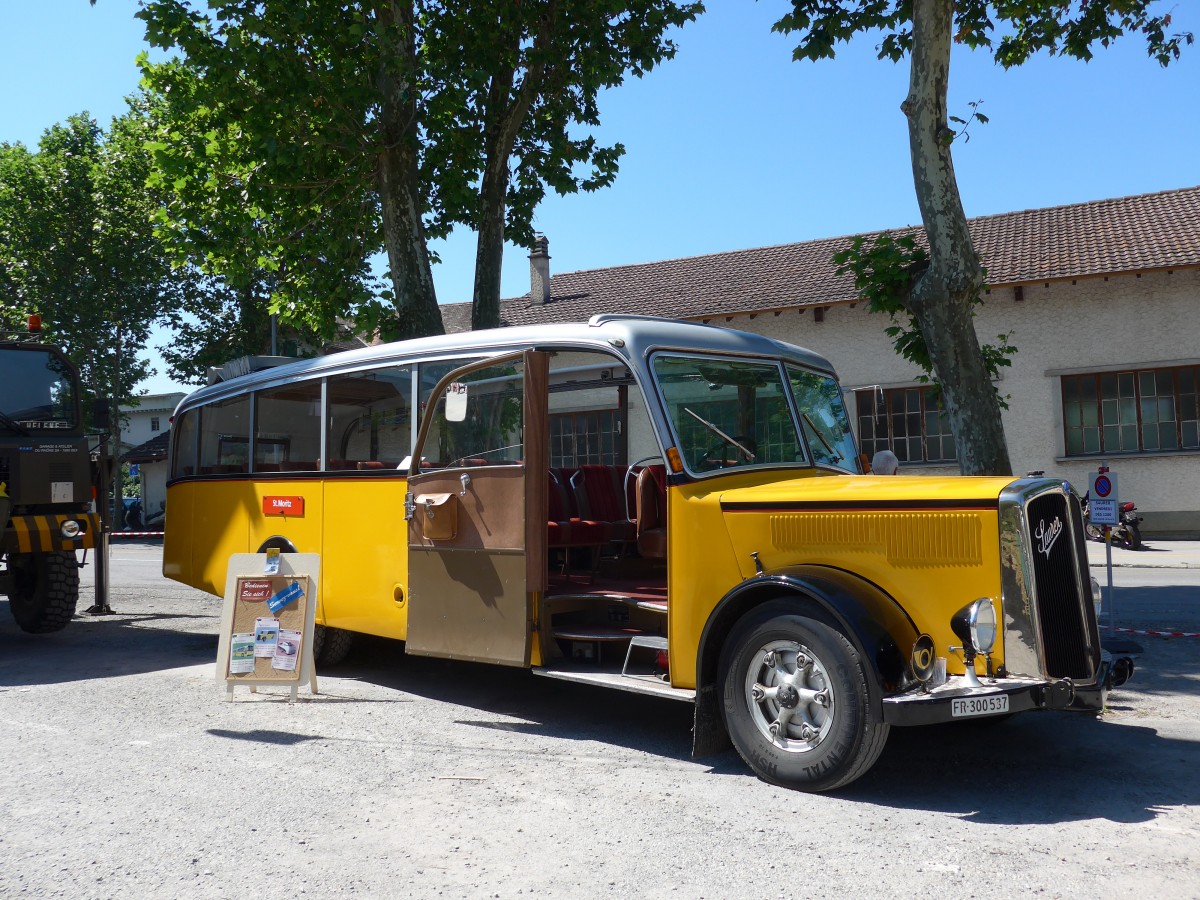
[2,0,1197,394]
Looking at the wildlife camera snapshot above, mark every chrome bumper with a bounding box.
[881,654,1113,727]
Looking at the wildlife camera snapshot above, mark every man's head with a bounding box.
[871,449,899,475]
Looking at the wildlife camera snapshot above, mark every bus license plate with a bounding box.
[951,695,1009,718]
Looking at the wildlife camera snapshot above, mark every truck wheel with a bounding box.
[7,552,80,634]
[719,602,888,792]
[313,624,354,666]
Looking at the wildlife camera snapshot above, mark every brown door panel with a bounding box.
[407,549,530,666]
[408,467,526,551]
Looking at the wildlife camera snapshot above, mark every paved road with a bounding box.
[1,541,1198,898]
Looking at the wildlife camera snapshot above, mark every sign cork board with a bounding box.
[216,553,321,698]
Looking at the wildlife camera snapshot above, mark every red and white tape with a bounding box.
[1102,625,1200,639]
[108,531,165,538]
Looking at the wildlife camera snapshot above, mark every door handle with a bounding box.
[459,473,471,496]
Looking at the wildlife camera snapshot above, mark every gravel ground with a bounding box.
[1,542,1198,899]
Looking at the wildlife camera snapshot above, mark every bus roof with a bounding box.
[175,315,839,412]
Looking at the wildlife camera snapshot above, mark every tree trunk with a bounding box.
[902,0,1012,477]
[470,3,556,331]
[471,68,518,332]
[375,0,444,341]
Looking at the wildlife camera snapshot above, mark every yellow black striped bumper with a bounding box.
[2,513,101,553]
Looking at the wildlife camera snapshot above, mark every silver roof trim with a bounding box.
[173,316,838,414]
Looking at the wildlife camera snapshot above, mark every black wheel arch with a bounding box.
[693,565,919,757]
[257,536,298,554]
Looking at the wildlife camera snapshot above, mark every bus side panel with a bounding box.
[162,481,195,585]
[667,478,747,691]
[168,480,253,596]
[320,476,410,640]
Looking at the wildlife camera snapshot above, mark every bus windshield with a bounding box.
[652,354,805,474]
[0,347,78,432]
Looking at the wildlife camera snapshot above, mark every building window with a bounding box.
[550,410,623,468]
[150,416,160,432]
[1062,365,1200,456]
[855,386,956,465]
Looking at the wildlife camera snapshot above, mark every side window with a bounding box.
[255,380,322,472]
[419,359,525,468]
[788,367,860,473]
[198,395,251,475]
[1061,366,1200,455]
[855,385,954,465]
[326,365,413,470]
[652,354,803,473]
[171,408,198,478]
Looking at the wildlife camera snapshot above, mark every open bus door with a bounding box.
[405,350,548,666]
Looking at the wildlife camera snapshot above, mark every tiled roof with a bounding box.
[122,430,170,464]
[440,185,1200,333]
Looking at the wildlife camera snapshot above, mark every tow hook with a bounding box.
[1040,679,1075,709]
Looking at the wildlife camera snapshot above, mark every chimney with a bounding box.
[529,234,550,305]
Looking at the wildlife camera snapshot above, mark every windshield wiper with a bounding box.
[0,410,30,436]
[802,413,842,461]
[683,407,756,462]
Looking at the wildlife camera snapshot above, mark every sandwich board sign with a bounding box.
[217,553,320,700]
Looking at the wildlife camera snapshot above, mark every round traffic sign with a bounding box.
[1094,474,1112,497]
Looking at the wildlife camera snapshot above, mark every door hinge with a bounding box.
[404,491,415,521]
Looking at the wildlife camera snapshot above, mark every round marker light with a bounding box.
[60,519,82,539]
[951,598,997,654]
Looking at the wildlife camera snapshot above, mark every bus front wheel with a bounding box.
[7,551,80,634]
[719,603,888,792]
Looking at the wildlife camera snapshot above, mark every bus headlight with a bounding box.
[1091,576,1103,617]
[951,598,997,654]
[60,519,82,539]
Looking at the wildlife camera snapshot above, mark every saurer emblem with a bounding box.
[1034,516,1063,559]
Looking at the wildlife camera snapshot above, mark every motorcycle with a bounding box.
[1082,492,1143,550]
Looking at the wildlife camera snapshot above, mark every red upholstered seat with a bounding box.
[572,465,637,544]
[547,470,605,547]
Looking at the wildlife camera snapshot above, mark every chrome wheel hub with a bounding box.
[744,640,835,753]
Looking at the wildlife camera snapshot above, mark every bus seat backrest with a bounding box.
[636,465,667,559]
[574,465,625,522]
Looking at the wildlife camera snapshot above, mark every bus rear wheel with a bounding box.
[7,551,80,634]
[719,603,889,792]
[314,625,354,666]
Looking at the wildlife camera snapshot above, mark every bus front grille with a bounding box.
[1025,492,1098,680]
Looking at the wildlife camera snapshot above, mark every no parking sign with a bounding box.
[1089,470,1119,526]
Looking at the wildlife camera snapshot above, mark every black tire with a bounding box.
[719,602,889,792]
[7,551,80,634]
[313,624,354,666]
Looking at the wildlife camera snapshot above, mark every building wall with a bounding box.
[732,268,1200,535]
[140,461,169,526]
[120,392,185,451]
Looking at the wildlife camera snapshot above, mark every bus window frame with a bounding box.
[408,350,527,479]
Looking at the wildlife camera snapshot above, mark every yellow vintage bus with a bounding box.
[164,315,1121,791]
